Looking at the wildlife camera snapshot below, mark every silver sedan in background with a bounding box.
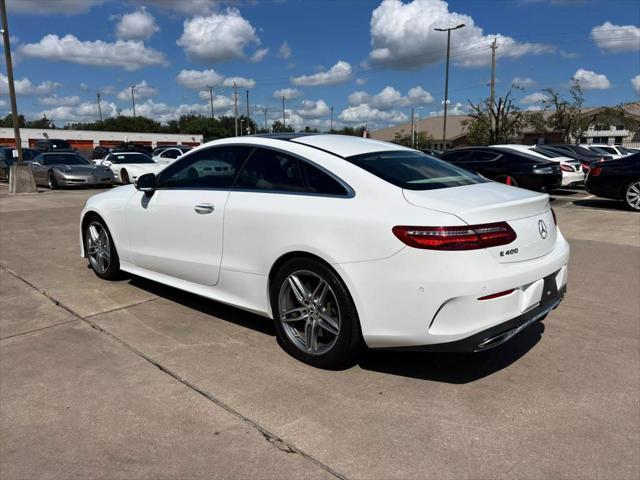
[30,152,114,189]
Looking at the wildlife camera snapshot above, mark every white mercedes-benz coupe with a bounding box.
[80,134,569,368]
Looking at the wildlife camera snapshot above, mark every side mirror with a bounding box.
[135,173,157,193]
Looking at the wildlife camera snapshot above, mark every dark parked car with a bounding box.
[111,142,153,155]
[0,147,39,180]
[536,144,613,173]
[419,148,443,157]
[585,153,640,211]
[34,139,74,153]
[439,146,562,192]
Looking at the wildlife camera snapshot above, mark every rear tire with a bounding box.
[624,180,640,211]
[270,258,362,368]
[84,216,121,280]
[120,169,130,184]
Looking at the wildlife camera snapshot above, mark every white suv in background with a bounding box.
[580,144,629,159]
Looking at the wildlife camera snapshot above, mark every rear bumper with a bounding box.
[561,170,585,187]
[379,286,566,352]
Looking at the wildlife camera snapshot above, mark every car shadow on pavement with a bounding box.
[127,275,277,337]
[124,272,542,383]
[358,322,544,384]
[573,198,628,211]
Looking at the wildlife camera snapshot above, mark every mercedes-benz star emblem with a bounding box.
[538,219,548,239]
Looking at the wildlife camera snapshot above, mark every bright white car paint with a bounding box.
[579,144,627,159]
[80,135,569,349]
[492,144,585,187]
[97,152,165,184]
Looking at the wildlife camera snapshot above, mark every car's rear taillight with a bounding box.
[581,162,591,173]
[590,166,602,177]
[560,164,573,172]
[392,222,517,250]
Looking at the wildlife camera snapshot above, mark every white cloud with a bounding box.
[138,0,218,15]
[632,75,640,95]
[222,77,256,88]
[291,60,353,86]
[250,48,269,63]
[348,91,370,106]
[520,92,548,104]
[512,77,536,88]
[116,81,158,101]
[79,83,89,92]
[339,103,408,125]
[100,85,116,95]
[39,95,81,107]
[120,99,223,124]
[278,42,292,60]
[297,99,331,119]
[41,100,118,124]
[197,91,234,110]
[355,78,368,86]
[115,7,159,41]
[572,69,611,90]
[349,85,434,111]
[0,99,6,108]
[176,69,224,90]
[273,88,302,99]
[0,74,61,96]
[177,9,262,63]
[19,35,168,71]
[559,50,579,59]
[407,86,434,105]
[590,22,640,53]
[7,0,105,15]
[368,0,554,69]
[427,102,467,117]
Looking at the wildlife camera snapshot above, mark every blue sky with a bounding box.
[1,0,639,130]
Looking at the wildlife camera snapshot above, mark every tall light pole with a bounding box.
[434,23,465,150]
[207,86,215,119]
[233,81,239,136]
[96,92,103,122]
[130,85,136,117]
[1,0,36,193]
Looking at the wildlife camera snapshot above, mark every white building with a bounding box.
[0,128,203,152]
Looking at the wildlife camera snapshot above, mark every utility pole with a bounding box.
[208,86,215,119]
[245,89,250,135]
[489,38,498,106]
[1,0,36,193]
[281,95,286,130]
[435,23,466,150]
[410,107,415,148]
[330,106,334,133]
[130,85,136,117]
[233,81,238,136]
[264,107,268,132]
[489,38,498,135]
[96,92,103,122]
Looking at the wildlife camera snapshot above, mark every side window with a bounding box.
[468,151,500,162]
[234,148,306,193]
[162,149,181,159]
[157,146,253,189]
[441,150,470,162]
[303,162,348,196]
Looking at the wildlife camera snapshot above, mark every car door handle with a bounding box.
[194,203,215,214]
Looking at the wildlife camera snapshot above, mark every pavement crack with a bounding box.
[84,297,158,319]
[0,318,79,341]
[0,264,349,480]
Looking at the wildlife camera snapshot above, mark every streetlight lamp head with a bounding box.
[455,23,466,29]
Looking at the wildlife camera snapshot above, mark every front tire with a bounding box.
[624,180,640,211]
[48,171,58,190]
[120,169,130,184]
[270,258,362,368]
[84,217,120,280]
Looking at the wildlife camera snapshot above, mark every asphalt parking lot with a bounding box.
[1,184,638,479]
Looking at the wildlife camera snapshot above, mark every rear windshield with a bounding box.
[110,153,154,164]
[345,151,487,190]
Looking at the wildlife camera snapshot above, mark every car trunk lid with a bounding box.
[403,182,557,263]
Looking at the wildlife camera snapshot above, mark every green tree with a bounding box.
[0,113,25,128]
[26,115,55,129]
[465,87,526,145]
[542,82,587,143]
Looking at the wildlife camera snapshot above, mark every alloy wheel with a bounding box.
[626,181,640,210]
[48,172,57,189]
[277,270,341,355]
[86,221,111,274]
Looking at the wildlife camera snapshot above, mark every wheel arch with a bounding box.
[266,251,361,330]
[80,210,107,257]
